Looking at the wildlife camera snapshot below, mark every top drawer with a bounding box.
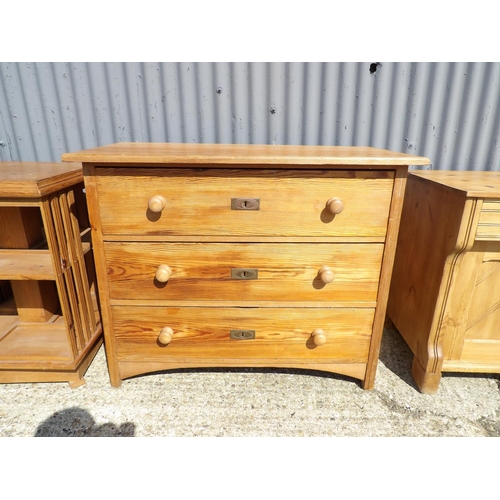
[476,200,500,241]
[95,168,394,238]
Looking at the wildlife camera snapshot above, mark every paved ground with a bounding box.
[1,328,499,437]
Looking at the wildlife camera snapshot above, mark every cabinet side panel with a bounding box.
[82,163,121,387]
[364,166,406,389]
[387,174,466,364]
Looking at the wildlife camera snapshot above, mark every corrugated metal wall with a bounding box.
[1,62,499,170]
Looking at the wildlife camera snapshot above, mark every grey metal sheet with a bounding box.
[1,62,499,170]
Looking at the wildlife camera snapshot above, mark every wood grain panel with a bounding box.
[0,162,82,197]
[460,339,500,365]
[119,360,367,381]
[464,245,500,341]
[104,242,384,302]
[387,174,469,364]
[0,322,73,362]
[0,250,54,280]
[0,207,44,248]
[0,164,102,387]
[476,200,500,240]
[62,142,430,165]
[410,171,500,199]
[112,306,374,363]
[95,168,394,238]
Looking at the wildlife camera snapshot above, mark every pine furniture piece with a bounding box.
[62,143,429,388]
[387,170,500,394]
[0,162,102,387]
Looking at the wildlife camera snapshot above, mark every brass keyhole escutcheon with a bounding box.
[230,329,256,340]
[231,198,260,210]
[231,268,258,280]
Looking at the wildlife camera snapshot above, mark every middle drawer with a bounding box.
[104,242,384,303]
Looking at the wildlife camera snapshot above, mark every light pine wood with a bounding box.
[81,164,122,387]
[326,198,344,215]
[0,331,102,387]
[65,190,97,342]
[95,168,395,238]
[0,250,55,280]
[476,201,500,240]
[110,299,378,308]
[119,360,368,381]
[10,281,59,322]
[0,163,102,387]
[104,242,384,302]
[112,306,374,364]
[0,316,20,342]
[0,207,44,248]
[148,195,167,213]
[406,170,500,198]
[464,243,500,342]
[460,339,500,364]
[318,266,335,283]
[311,329,327,346]
[62,142,430,166]
[363,166,408,390]
[387,170,500,394]
[155,264,172,283]
[0,203,60,323]
[101,234,386,243]
[158,327,174,345]
[0,162,82,197]
[69,143,419,388]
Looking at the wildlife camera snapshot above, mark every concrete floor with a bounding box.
[1,328,499,437]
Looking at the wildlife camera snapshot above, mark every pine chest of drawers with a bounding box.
[62,143,429,388]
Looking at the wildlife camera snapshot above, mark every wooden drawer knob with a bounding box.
[158,327,174,345]
[326,197,344,214]
[155,264,172,282]
[148,195,167,213]
[311,329,327,346]
[318,265,334,283]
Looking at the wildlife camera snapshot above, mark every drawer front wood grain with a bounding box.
[95,168,394,238]
[104,242,384,303]
[112,306,374,363]
[476,200,500,240]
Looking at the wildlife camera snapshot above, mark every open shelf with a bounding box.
[0,249,55,280]
[0,316,73,366]
[0,168,102,387]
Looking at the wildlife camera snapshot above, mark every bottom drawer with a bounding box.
[112,306,374,363]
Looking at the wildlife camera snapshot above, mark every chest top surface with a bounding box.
[410,170,500,199]
[0,162,82,198]
[62,142,430,167]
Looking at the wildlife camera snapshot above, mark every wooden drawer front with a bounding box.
[112,306,374,363]
[105,242,384,303]
[476,200,500,240]
[95,168,394,238]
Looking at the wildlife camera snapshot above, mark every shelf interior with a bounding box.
[0,315,73,365]
[0,250,55,280]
